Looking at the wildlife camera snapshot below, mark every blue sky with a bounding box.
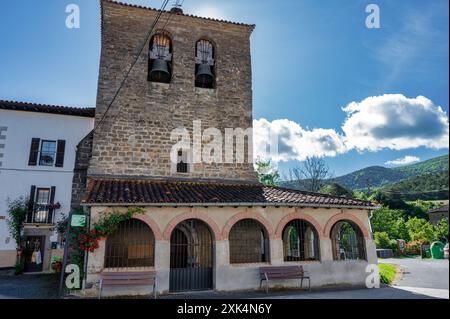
[0,0,448,177]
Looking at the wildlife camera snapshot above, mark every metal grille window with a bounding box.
[34,188,50,223]
[282,220,320,261]
[105,219,155,269]
[39,140,56,166]
[331,221,366,261]
[170,219,213,292]
[229,219,269,264]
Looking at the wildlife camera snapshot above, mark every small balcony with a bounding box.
[26,203,60,225]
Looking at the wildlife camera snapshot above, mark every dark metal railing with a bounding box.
[331,221,366,261]
[104,219,155,269]
[229,219,269,264]
[282,219,320,262]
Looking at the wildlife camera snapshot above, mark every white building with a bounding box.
[0,100,94,271]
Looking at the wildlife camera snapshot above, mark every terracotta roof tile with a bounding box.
[0,100,95,118]
[83,178,378,209]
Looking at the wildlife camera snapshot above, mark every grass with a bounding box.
[379,264,398,285]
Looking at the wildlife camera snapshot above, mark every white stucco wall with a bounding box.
[0,109,93,266]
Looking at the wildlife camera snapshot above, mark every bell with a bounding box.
[195,63,214,87]
[149,59,171,83]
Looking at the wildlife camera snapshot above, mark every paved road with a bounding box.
[379,258,449,290]
[0,258,447,299]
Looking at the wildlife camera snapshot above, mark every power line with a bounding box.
[93,0,171,133]
[101,2,178,130]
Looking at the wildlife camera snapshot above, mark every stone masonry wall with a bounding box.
[71,131,93,209]
[89,1,258,182]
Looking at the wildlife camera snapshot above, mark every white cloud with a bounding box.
[385,156,421,166]
[253,118,347,162]
[342,94,449,151]
[254,94,449,162]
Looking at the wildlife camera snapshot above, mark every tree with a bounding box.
[7,196,29,271]
[255,158,280,187]
[370,207,410,241]
[320,183,353,198]
[374,232,397,249]
[434,219,449,243]
[290,157,332,192]
[406,217,436,244]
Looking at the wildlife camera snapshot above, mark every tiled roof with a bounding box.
[0,100,95,118]
[103,0,255,28]
[83,178,378,209]
[429,204,449,213]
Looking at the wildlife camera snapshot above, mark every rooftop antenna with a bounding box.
[170,0,184,14]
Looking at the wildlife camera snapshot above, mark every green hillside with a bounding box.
[382,170,449,201]
[393,155,449,176]
[280,155,449,192]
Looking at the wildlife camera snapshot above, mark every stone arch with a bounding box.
[163,211,222,241]
[275,212,324,239]
[323,213,370,239]
[133,214,163,241]
[222,211,274,240]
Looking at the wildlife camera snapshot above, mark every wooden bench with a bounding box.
[98,271,157,299]
[259,266,310,294]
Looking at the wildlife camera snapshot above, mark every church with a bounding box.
[76,0,378,296]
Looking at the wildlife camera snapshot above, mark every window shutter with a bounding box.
[48,186,56,224]
[55,140,66,167]
[28,138,40,166]
[27,185,36,223]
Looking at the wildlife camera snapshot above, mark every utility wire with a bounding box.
[93,0,171,133]
[99,0,179,129]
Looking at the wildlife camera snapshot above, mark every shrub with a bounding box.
[406,218,436,244]
[379,264,398,285]
[404,240,425,255]
[374,232,394,249]
[14,261,24,275]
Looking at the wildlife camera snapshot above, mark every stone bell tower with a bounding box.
[88,0,257,183]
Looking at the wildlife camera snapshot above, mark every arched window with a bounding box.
[229,219,269,264]
[104,219,155,268]
[282,220,320,261]
[331,221,366,261]
[148,32,173,84]
[195,39,215,89]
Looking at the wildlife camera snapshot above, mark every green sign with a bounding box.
[71,215,86,227]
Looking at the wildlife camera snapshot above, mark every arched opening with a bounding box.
[195,39,215,89]
[331,220,366,261]
[282,219,320,261]
[169,219,213,292]
[229,219,269,264]
[104,219,155,268]
[148,31,173,84]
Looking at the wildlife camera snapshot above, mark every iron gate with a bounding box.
[170,219,213,292]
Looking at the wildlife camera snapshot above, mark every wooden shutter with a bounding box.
[55,140,66,167]
[28,138,40,166]
[27,185,36,223]
[48,186,56,224]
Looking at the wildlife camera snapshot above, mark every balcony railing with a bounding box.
[27,203,60,224]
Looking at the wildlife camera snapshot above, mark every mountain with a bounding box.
[280,155,449,192]
[332,155,448,190]
[382,170,449,201]
[393,155,449,176]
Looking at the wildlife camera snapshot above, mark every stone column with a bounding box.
[214,240,229,290]
[270,238,284,265]
[320,237,333,261]
[154,240,170,293]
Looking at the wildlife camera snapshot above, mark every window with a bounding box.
[229,219,269,264]
[34,188,50,223]
[148,32,173,84]
[39,140,57,166]
[105,219,155,268]
[195,39,215,89]
[282,220,320,261]
[176,149,189,173]
[331,221,366,261]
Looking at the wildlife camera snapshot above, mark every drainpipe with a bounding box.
[82,205,91,291]
[368,209,375,239]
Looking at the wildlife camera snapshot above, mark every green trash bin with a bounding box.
[430,242,445,259]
